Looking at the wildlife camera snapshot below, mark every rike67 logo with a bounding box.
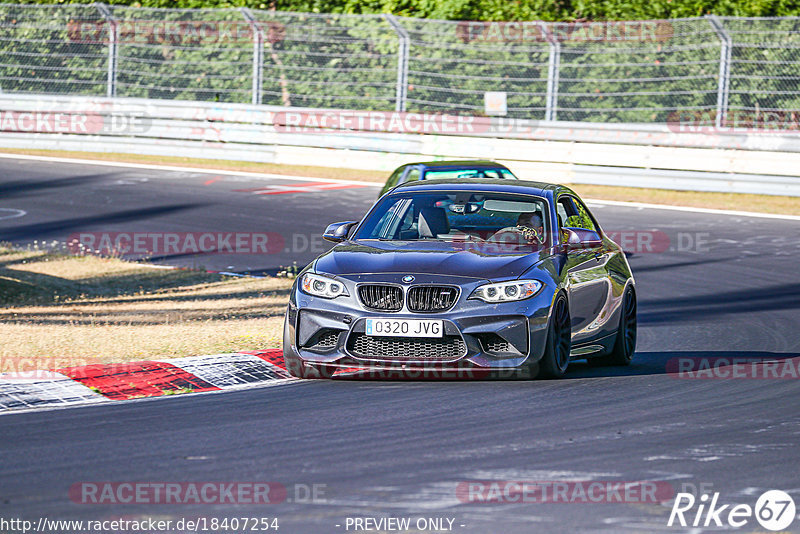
[668,490,796,531]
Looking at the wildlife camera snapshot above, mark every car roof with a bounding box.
[403,160,510,170]
[391,177,567,198]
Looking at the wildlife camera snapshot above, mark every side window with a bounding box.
[404,168,421,184]
[558,196,597,232]
[569,197,598,232]
[400,204,416,230]
[556,201,569,229]
[369,198,412,239]
[385,167,405,190]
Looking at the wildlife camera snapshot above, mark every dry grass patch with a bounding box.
[0,246,293,366]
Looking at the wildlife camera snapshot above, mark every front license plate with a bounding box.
[365,318,443,338]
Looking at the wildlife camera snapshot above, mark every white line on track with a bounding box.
[0,153,379,187]
[2,152,799,221]
[0,208,27,221]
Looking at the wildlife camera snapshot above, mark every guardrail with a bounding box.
[1,94,800,196]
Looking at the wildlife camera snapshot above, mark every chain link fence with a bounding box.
[0,3,108,96]
[724,17,800,118]
[554,18,721,123]
[400,18,551,117]
[107,6,254,103]
[255,11,398,110]
[0,3,798,125]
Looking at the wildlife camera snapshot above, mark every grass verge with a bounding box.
[0,245,292,367]
[569,183,800,216]
[1,148,796,215]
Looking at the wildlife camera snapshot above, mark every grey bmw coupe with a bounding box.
[283,179,636,379]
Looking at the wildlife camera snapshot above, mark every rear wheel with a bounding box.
[538,294,571,379]
[589,286,637,366]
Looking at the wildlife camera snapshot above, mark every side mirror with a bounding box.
[323,221,357,243]
[561,227,602,250]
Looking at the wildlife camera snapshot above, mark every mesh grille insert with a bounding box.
[480,334,511,353]
[303,329,342,351]
[358,284,403,311]
[347,334,466,361]
[407,286,458,312]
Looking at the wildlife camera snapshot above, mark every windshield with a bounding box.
[423,168,516,180]
[354,191,550,249]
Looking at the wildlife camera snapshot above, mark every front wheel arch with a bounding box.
[537,291,572,379]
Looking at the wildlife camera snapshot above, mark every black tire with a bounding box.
[590,286,637,366]
[538,293,572,379]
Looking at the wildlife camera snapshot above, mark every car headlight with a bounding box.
[469,280,542,303]
[300,273,349,299]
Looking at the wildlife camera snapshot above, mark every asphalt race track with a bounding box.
[1,156,800,533]
[0,157,372,273]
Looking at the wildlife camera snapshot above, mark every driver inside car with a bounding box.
[489,212,545,245]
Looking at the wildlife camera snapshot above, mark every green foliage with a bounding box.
[12,0,800,19]
[3,1,799,123]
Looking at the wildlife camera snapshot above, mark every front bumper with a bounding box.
[285,273,554,370]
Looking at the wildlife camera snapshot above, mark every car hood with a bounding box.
[314,240,553,281]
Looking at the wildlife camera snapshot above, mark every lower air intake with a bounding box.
[347,334,466,361]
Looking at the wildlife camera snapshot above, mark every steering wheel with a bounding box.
[488,226,544,245]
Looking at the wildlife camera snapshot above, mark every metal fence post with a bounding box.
[94,3,117,98]
[241,8,264,106]
[707,15,732,128]
[385,14,409,113]
[540,23,560,122]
